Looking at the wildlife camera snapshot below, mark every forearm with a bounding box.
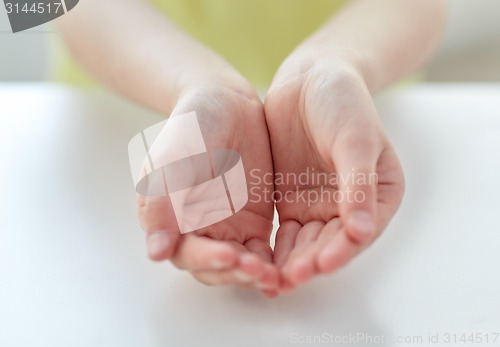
[285,0,447,92]
[57,0,248,115]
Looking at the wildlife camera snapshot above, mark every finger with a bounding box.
[219,239,272,280]
[332,130,382,244]
[235,252,266,281]
[191,269,240,286]
[281,221,327,285]
[170,235,238,271]
[261,289,280,298]
[316,227,360,274]
[294,220,322,248]
[277,266,297,293]
[191,256,279,289]
[233,246,280,289]
[256,263,280,290]
[317,181,403,275]
[375,147,405,230]
[189,259,260,287]
[137,194,180,261]
[198,242,280,291]
[273,220,301,267]
[279,221,322,286]
[244,237,274,264]
[278,280,296,293]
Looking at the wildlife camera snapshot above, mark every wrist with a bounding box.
[273,47,376,93]
[164,66,258,116]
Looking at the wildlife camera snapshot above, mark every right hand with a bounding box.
[137,79,280,296]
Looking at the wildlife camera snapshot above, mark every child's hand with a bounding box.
[137,80,280,296]
[265,59,405,292]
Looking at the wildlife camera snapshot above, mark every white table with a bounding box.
[1,84,499,347]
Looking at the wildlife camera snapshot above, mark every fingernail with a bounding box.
[256,282,276,291]
[211,259,233,270]
[349,211,375,236]
[233,270,255,283]
[147,232,171,258]
[262,290,279,298]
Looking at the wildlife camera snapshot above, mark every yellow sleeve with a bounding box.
[52,0,346,88]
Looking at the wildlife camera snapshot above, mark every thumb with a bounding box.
[331,132,381,243]
[138,193,181,261]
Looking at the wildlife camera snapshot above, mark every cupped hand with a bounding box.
[265,61,405,292]
[137,80,280,295]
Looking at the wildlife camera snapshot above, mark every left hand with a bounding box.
[264,58,405,292]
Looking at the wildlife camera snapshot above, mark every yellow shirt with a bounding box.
[53,0,346,88]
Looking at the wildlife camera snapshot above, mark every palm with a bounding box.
[138,86,278,289]
[265,73,404,290]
